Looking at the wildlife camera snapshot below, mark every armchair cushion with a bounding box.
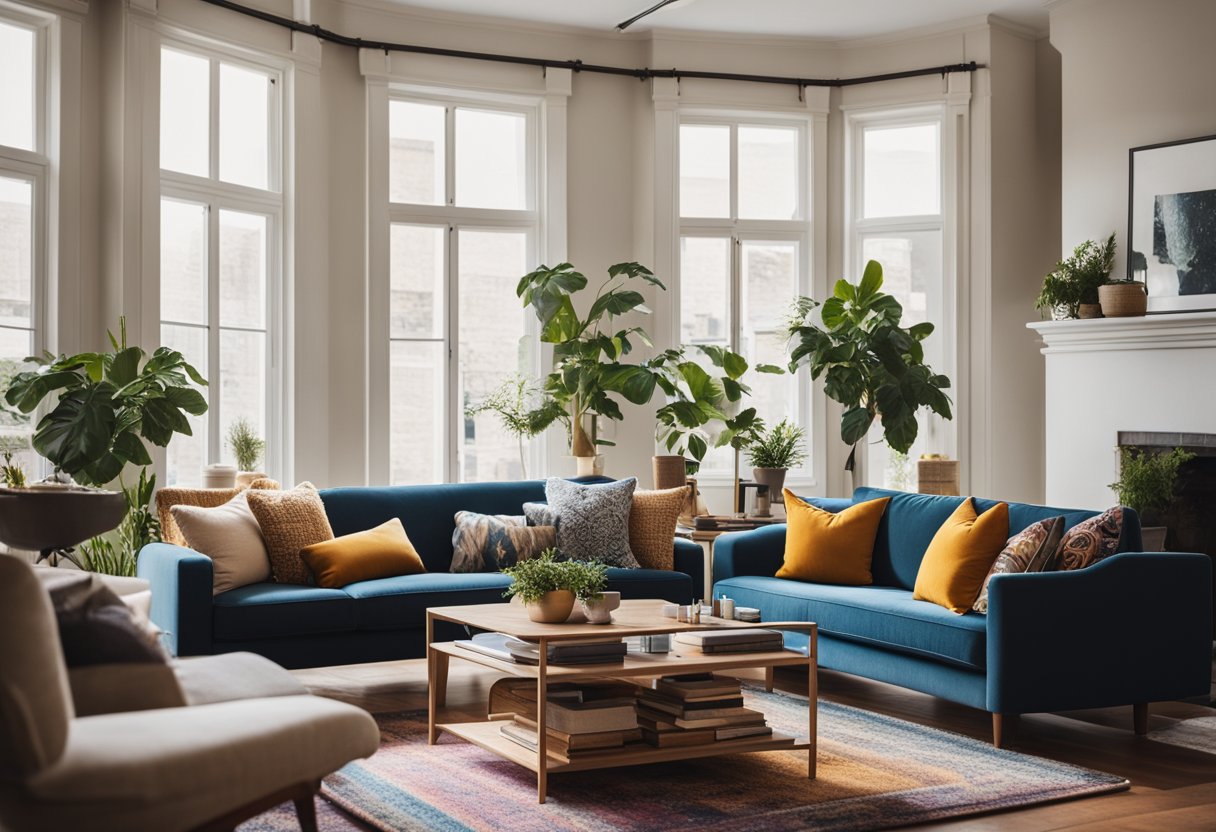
[68,664,185,717]
[36,570,167,667]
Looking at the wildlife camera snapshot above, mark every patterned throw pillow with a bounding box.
[972,516,1065,613]
[522,502,558,528]
[245,482,335,585]
[1053,507,1124,571]
[451,512,556,573]
[543,477,640,567]
[629,486,690,571]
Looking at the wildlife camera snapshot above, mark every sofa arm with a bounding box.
[137,543,214,658]
[986,552,1212,715]
[711,525,787,586]
[673,538,704,595]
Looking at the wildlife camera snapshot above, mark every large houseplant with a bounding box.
[1035,233,1116,320]
[1109,446,1194,551]
[786,260,952,473]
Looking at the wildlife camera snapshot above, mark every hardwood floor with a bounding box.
[293,658,1216,831]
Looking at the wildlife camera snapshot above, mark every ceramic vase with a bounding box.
[525,589,576,623]
[580,591,621,624]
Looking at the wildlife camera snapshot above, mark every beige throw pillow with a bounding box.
[629,486,690,571]
[245,482,334,585]
[172,493,272,595]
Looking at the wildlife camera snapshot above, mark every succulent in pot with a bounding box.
[501,549,608,623]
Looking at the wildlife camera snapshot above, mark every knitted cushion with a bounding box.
[628,486,689,571]
[157,478,280,546]
[245,482,334,585]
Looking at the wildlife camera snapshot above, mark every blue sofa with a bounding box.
[138,479,702,669]
[712,487,1213,745]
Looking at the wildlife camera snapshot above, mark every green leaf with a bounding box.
[599,365,656,405]
[588,289,647,321]
[833,279,856,303]
[908,321,935,340]
[677,361,717,403]
[106,347,143,387]
[840,406,874,446]
[820,297,847,329]
[858,260,884,301]
[164,386,208,416]
[5,370,81,413]
[139,396,191,446]
[81,452,125,488]
[686,433,708,462]
[755,363,785,374]
[32,386,117,475]
[722,351,748,380]
[113,430,153,466]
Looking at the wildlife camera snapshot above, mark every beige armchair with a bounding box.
[0,555,380,832]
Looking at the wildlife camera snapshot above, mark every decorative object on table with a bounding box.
[973,515,1065,614]
[500,549,608,623]
[913,498,1010,614]
[0,435,28,488]
[580,590,621,624]
[1053,506,1124,571]
[450,511,556,573]
[1128,133,1216,313]
[226,416,266,486]
[201,463,237,489]
[1034,233,1116,320]
[1098,277,1148,317]
[691,514,780,532]
[245,482,335,585]
[1109,446,1195,551]
[786,260,952,474]
[743,419,808,506]
[628,485,690,570]
[465,375,563,479]
[678,476,710,526]
[541,476,639,567]
[735,481,770,517]
[917,454,961,495]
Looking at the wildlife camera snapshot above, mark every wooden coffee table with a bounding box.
[426,599,818,803]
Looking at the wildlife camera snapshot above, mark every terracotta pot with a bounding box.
[1098,282,1147,317]
[525,589,576,623]
[1078,303,1104,319]
[652,455,687,490]
[752,467,788,503]
[580,591,621,624]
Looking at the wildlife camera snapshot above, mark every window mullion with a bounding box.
[206,200,221,466]
[446,224,459,483]
[445,106,456,207]
[209,58,220,182]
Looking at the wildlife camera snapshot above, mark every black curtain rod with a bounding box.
[198,0,982,90]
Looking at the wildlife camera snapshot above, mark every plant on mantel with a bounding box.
[1035,233,1116,320]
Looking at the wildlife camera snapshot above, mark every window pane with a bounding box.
[160,48,210,178]
[680,124,730,218]
[0,177,33,330]
[162,324,209,486]
[219,62,271,190]
[390,225,445,339]
[458,229,528,482]
[455,108,527,210]
[863,123,940,218]
[390,340,445,485]
[679,236,731,346]
[389,100,445,205]
[219,210,266,329]
[741,239,799,433]
[220,328,266,469]
[160,198,208,326]
[0,22,35,152]
[738,126,798,220]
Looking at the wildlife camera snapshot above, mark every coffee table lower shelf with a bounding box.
[438,718,810,773]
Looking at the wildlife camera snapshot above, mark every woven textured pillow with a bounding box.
[156,478,280,547]
[972,515,1065,613]
[171,492,271,595]
[629,487,690,571]
[544,477,639,567]
[301,518,426,588]
[1053,507,1123,571]
[451,512,556,573]
[245,482,334,585]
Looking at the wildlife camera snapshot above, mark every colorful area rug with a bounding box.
[239,688,1127,832]
[1149,716,1216,755]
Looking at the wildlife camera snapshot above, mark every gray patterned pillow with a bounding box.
[543,477,640,568]
[450,512,555,573]
[522,502,557,528]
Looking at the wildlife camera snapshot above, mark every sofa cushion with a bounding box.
[544,477,640,567]
[714,576,988,670]
[301,518,427,588]
[213,584,356,640]
[342,573,514,630]
[777,492,889,585]
[1054,507,1124,571]
[913,498,1009,614]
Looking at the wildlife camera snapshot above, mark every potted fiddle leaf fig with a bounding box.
[786,260,952,474]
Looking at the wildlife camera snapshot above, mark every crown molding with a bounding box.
[1028,311,1216,354]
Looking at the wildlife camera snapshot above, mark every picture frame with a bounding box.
[1127,133,1216,314]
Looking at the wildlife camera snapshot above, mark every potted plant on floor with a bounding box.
[502,549,609,623]
[786,260,953,475]
[1109,446,1195,551]
[742,419,808,504]
[1035,233,1116,320]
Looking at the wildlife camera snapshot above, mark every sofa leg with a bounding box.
[293,781,319,832]
[1133,702,1149,736]
[992,713,1014,748]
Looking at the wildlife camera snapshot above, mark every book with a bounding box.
[640,727,717,748]
[504,716,642,753]
[636,705,766,730]
[546,699,638,734]
[455,631,530,662]
[653,674,742,700]
[637,694,747,719]
[507,638,628,666]
[715,724,773,741]
[696,641,784,654]
[674,629,782,648]
[488,678,636,721]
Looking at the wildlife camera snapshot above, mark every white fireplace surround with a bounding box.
[1028,311,1216,510]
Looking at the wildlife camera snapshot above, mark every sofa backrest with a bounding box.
[851,487,1143,590]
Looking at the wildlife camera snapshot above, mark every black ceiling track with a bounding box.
[198,0,982,90]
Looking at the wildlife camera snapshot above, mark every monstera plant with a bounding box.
[787,260,952,472]
[4,319,208,487]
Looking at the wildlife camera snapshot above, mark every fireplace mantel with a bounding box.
[1027,310,1216,353]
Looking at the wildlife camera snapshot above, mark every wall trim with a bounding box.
[1029,312,1216,353]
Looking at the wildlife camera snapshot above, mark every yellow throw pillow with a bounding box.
[775,491,891,585]
[300,518,427,589]
[913,498,1010,614]
[245,482,334,585]
[629,486,690,571]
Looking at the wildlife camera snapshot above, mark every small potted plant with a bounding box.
[1035,233,1116,320]
[501,549,609,623]
[1109,447,1195,551]
[743,419,807,505]
[1099,249,1148,318]
[227,417,267,487]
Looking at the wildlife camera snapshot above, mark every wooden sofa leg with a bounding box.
[293,781,319,832]
[992,713,1018,748]
[1134,702,1149,736]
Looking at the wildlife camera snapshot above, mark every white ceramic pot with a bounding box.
[580,591,621,625]
[574,455,605,477]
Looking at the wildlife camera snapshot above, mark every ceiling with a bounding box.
[376,0,1049,39]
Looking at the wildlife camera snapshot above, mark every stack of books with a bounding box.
[456,632,627,665]
[636,674,775,747]
[733,607,761,623]
[674,628,783,654]
[498,685,641,763]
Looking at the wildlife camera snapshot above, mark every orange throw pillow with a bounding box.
[775,491,891,585]
[913,498,1010,614]
[300,518,426,589]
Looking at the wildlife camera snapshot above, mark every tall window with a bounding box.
[0,16,45,478]
[387,92,538,484]
[159,44,282,485]
[849,109,949,489]
[678,117,810,477]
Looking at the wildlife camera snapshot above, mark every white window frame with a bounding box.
[844,103,959,486]
[158,37,286,484]
[383,86,542,485]
[676,111,814,485]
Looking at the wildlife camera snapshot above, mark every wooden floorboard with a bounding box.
[293,657,1216,830]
